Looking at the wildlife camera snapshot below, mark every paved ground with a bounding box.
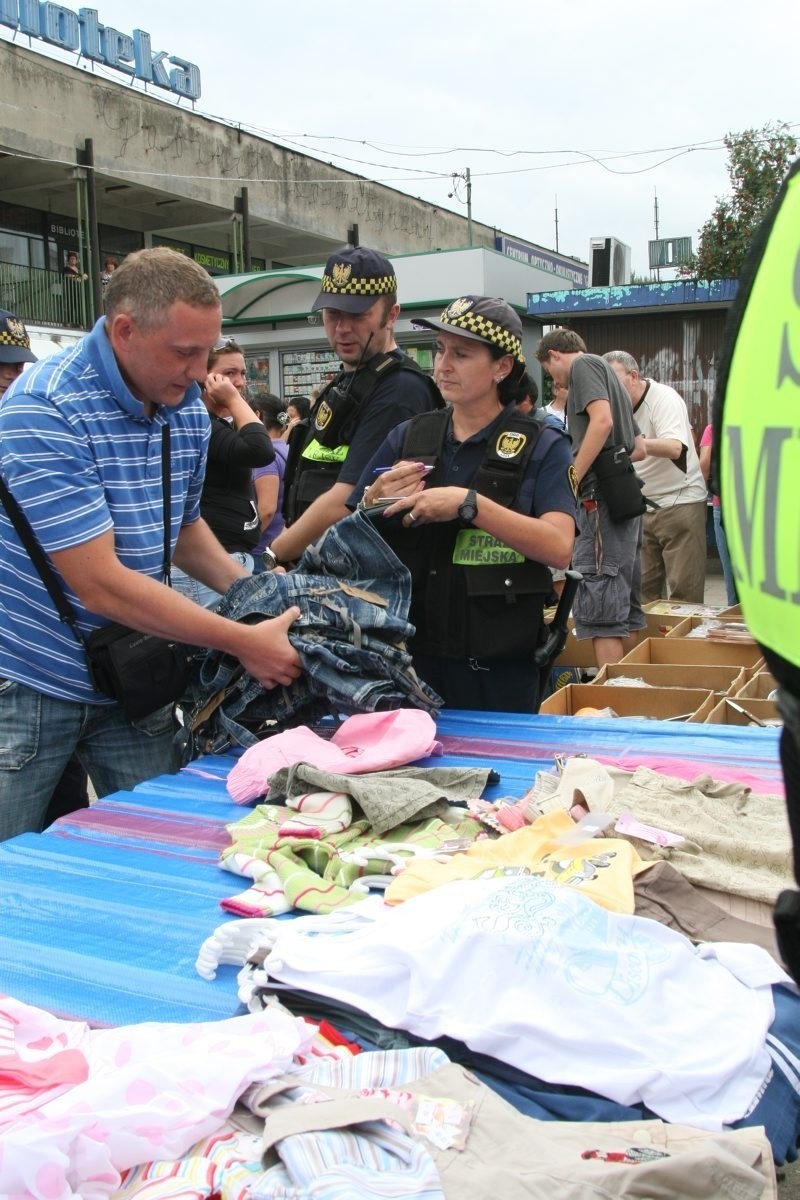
[779,1163,800,1197]
[703,558,727,607]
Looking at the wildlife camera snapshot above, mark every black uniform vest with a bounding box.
[283,351,441,524]
[381,407,556,661]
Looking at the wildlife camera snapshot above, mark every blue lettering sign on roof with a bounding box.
[0,2,201,100]
[495,235,589,287]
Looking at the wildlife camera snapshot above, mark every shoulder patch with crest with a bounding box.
[315,400,333,430]
[495,430,527,460]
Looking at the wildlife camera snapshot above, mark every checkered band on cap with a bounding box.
[0,321,31,351]
[320,271,397,297]
[441,306,524,361]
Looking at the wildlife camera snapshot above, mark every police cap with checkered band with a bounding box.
[313,247,398,314]
[0,309,37,364]
[412,296,525,363]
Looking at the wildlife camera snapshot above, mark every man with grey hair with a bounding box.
[604,350,708,605]
[0,247,301,840]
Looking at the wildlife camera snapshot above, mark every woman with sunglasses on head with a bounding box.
[172,338,274,608]
[349,296,579,713]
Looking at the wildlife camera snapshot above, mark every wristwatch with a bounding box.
[262,546,278,571]
[458,488,478,527]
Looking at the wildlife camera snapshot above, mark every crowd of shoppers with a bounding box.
[0,240,729,840]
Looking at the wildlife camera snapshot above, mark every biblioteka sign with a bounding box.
[0,1,201,100]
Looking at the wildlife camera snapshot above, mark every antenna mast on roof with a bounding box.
[653,188,661,282]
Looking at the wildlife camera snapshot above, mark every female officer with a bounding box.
[350,295,578,713]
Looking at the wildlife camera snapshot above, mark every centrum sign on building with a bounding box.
[0,2,201,99]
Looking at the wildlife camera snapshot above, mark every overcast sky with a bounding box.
[12,0,798,275]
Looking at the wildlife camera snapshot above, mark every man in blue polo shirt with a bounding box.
[0,247,301,841]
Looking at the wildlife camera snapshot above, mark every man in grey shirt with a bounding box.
[536,329,645,667]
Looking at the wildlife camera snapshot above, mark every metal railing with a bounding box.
[0,261,90,329]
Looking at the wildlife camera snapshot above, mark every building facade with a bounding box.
[0,35,584,332]
[527,279,739,437]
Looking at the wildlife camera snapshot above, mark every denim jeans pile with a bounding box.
[183,511,442,753]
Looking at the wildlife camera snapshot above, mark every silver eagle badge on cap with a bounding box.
[331,263,353,287]
[6,318,26,341]
[445,298,473,319]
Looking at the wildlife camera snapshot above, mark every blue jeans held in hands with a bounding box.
[0,677,180,842]
[186,510,442,752]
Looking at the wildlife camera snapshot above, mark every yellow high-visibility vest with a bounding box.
[716,157,800,670]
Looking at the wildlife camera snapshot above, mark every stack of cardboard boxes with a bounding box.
[541,602,780,726]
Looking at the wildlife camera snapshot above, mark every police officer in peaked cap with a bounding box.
[272,246,442,565]
[0,309,37,399]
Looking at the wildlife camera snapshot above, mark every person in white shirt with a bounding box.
[545,380,568,427]
[605,351,708,604]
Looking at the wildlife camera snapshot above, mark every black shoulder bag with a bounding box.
[592,444,648,522]
[0,426,188,721]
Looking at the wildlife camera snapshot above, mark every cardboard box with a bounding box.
[621,637,764,671]
[735,669,779,701]
[547,664,590,695]
[643,600,723,618]
[593,662,746,695]
[717,603,743,620]
[641,611,696,638]
[539,682,714,721]
[549,611,683,674]
[665,615,756,643]
[705,696,783,726]
[551,620,598,669]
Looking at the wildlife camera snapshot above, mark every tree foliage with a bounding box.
[682,122,797,280]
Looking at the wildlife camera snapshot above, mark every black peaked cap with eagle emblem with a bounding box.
[0,309,37,364]
[313,247,398,314]
[412,295,525,364]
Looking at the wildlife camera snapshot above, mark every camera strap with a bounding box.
[0,424,173,650]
